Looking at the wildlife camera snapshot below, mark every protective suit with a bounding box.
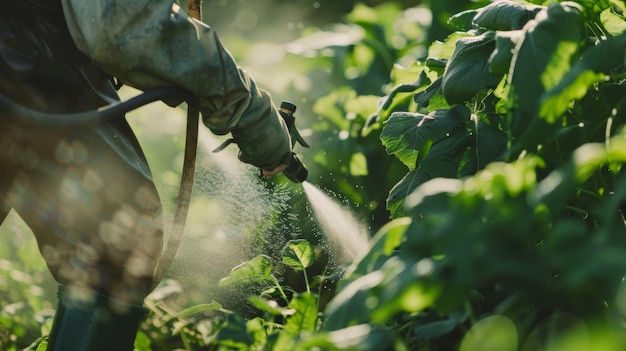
[0,0,292,350]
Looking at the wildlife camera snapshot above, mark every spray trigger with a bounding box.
[279,101,310,149]
[212,138,236,153]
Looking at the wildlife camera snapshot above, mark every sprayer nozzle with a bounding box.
[283,153,308,183]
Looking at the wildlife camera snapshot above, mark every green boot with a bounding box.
[46,285,147,351]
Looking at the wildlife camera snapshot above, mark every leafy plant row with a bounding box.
[134,1,626,349]
[4,1,625,350]
[327,0,626,349]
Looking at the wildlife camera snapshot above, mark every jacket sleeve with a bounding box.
[60,0,292,170]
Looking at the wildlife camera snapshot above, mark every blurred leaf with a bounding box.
[216,313,254,348]
[601,6,626,35]
[369,258,441,323]
[313,89,356,130]
[575,0,612,18]
[296,324,395,351]
[248,296,296,317]
[349,152,368,176]
[428,32,473,60]
[285,25,364,55]
[218,255,275,288]
[341,217,412,288]
[459,315,518,351]
[177,302,224,318]
[413,309,469,340]
[282,240,316,271]
[323,271,385,330]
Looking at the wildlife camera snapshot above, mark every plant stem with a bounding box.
[303,269,311,294]
[272,276,290,304]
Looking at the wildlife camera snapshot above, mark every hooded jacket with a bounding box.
[1,0,292,170]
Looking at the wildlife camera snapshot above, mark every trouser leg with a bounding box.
[1,118,164,348]
[2,118,164,301]
[46,285,147,351]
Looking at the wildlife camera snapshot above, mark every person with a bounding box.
[0,0,293,350]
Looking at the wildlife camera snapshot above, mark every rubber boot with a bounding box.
[46,285,147,351]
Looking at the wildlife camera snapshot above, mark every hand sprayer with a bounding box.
[211,100,310,183]
[277,101,310,183]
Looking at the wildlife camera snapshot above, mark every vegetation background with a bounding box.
[2,0,625,350]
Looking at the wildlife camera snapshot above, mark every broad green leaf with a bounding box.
[489,30,525,74]
[441,32,502,104]
[284,292,319,333]
[459,120,508,174]
[282,239,316,271]
[218,255,275,288]
[372,279,440,322]
[540,33,626,122]
[381,105,471,170]
[448,9,479,31]
[387,120,506,217]
[508,2,584,146]
[389,61,429,86]
[387,169,432,218]
[419,132,473,178]
[472,0,544,30]
[274,293,319,350]
[414,76,444,108]
[530,138,626,211]
[366,66,428,131]
[133,331,151,351]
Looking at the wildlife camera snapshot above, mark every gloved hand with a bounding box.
[213,100,310,183]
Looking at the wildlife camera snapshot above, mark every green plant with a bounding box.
[282,3,435,230]
[131,239,330,350]
[322,0,626,349]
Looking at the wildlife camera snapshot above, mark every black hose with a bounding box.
[0,87,196,128]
